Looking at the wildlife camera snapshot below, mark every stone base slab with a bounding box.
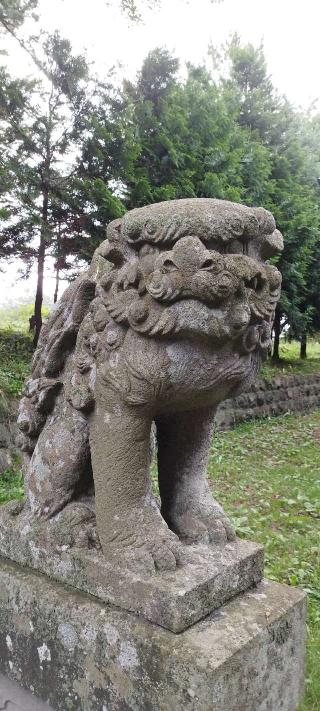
[0,504,263,632]
[0,557,306,711]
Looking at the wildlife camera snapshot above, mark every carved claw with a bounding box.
[165,502,236,546]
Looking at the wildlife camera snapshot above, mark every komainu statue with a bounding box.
[17,199,282,573]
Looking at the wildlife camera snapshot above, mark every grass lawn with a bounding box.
[209,412,320,711]
[261,338,320,378]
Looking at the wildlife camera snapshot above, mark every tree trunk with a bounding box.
[53,266,60,304]
[33,189,48,347]
[53,221,61,304]
[300,333,307,359]
[272,309,281,361]
[33,102,52,348]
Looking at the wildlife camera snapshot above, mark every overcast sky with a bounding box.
[1,0,320,307]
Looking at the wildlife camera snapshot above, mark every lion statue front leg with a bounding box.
[157,408,236,545]
[89,385,184,572]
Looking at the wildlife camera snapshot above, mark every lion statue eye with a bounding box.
[162,258,177,272]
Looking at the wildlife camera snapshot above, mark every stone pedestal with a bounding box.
[0,557,306,711]
[0,503,264,632]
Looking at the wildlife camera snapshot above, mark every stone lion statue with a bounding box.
[17,199,282,572]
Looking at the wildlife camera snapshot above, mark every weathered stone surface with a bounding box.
[0,558,306,711]
[0,448,13,474]
[0,422,11,449]
[0,503,263,631]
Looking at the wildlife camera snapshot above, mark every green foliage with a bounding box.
[0,30,92,340]
[208,412,320,711]
[109,0,223,22]
[121,50,271,207]
[0,31,91,260]
[0,0,38,34]
[0,17,130,336]
[76,39,320,346]
[0,464,24,504]
[0,328,32,412]
[225,37,320,347]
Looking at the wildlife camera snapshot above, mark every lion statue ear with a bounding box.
[88,217,132,286]
[94,239,126,268]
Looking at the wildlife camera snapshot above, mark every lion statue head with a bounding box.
[92,198,282,358]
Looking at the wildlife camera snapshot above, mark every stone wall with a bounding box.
[215,372,320,431]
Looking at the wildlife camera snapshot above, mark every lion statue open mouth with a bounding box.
[16,198,282,572]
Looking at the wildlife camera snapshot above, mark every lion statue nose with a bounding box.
[170,236,213,273]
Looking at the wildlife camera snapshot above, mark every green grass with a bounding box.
[261,338,320,378]
[0,303,49,333]
[208,412,320,711]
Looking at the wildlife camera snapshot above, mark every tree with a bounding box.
[0,33,114,344]
[269,113,320,359]
[0,0,38,35]
[1,34,86,342]
[0,67,37,259]
[108,0,223,22]
[226,37,320,359]
[122,48,180,206]
[2,20,319,357]
[120,49,272,209]
[291,112,320,357]
[75,77,137,254]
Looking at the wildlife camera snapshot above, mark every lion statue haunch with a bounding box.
[17,198,282,572]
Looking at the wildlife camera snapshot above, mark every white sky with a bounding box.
[1,0,320,308]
